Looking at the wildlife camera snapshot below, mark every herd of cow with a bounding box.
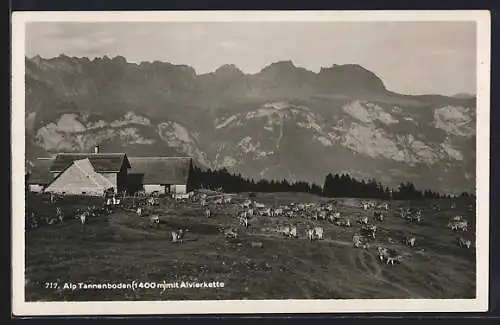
[26,191,474,267]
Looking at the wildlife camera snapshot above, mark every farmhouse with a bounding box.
[26,146,193,196]
[127,157,192,195]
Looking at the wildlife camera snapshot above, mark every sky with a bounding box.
[25,21,477,96]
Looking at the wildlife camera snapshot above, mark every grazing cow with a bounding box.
[458,237,472,248]
[242,199,252,209]
[278,225,298,238]
[361,224,377,240]
[353,235,371,249]
[149,215,160,227]
[224,228,239,240]
[307,228,316,241]
[251,242,263,248]
[404,235,416,247]
[56,207,64,224]
[377,203,389,211]
[171,229,184,243]
[240,216,249,228]
[386,255,403,265]
[254,202,265,209]
[449,220,468,232]
[313,227,324,240]
[374,211,384,222]
[261,208,272,217]
[273,208,283,217]
[377,246,389,262]
[79,213,87,225]
[238,210,247,219]
[205,208,211,218]
[334,218,351,227]
[353,235,362,248]
[147,197,159,206]
[277,225,291,237]
[457,221,467,231]
[43,216,57,225]
[328,212,341,223]
[359,216,368,225]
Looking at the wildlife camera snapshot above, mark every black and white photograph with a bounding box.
[12,10,490,315]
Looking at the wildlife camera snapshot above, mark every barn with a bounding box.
[127,157,193,195]
[44,158,118,196]
[26,147,193,196]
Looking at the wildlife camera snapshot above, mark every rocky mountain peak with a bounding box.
[318,64,387,94]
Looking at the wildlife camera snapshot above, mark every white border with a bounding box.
[12,10,491,316]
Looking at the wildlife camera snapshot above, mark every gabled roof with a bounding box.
[50,153,131,173]
[45,158,116,191]
[128,157,192,185]
[27,158,55,185]
[72,158,115,189]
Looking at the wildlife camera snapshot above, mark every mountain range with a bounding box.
[24,55,476,194]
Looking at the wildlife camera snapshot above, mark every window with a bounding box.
[82,192,87,195]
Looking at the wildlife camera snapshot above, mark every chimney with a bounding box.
[94,145,100,154]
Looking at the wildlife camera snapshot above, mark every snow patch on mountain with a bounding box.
[215,115,238,129]
[315,135,333,146]
[215,102,311,131]
[433,105,475,137]
[342,123,404,161]
[342,101,399,125]
[56,114,86,132]
[403,117,418,125]
[237,137,260,154]
[221,156,238,167]
[34,112,157,152]
[297,113,323,132]
[440,140,464,161]
[157,121,211,166]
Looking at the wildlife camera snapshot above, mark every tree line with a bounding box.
[187,166,475,200]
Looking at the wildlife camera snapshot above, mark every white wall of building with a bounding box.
[101,173,118,188]
[45,164,106,196]
[28,184,44,193]
[144,184,166,195]
[170,184,187,194]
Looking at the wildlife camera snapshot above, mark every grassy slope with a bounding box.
[25,192,475,301]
